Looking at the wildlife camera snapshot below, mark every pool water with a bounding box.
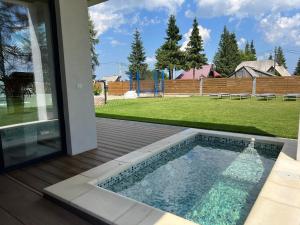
[100,138,280,225]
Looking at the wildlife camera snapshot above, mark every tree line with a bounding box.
[124,15,299,79]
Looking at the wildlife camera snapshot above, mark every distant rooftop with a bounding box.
[101,75,121,82]
[176,64,221,80]
[236,60,291,77]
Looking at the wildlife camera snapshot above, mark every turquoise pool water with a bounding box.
[99,137,281,225]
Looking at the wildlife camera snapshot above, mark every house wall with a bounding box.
[255,71,271,77]
[54,0,97,155]
[231,68,252,78]
[231,68,272,78]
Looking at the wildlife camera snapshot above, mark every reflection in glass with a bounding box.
[0,0,62,168]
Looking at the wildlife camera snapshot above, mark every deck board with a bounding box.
[0,207,23,225]
[2,118,186,225]
[0,175,93,225]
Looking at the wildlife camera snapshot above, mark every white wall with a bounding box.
[55,0,97,155]
[298,116,300,160]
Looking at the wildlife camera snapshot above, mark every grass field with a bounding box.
[95,97,300,139]
[0,106,37,127]
[0,95,53,127]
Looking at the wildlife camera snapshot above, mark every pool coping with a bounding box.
[44,128,298,225]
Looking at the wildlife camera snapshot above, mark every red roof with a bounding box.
[176,65,221,80]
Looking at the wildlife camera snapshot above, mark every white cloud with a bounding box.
[89,10,125,36]
[180,25,211,51]
[130,14,161,27]
[110,39,125,47]
[184,9,195,19]
[145,56,157,64]
[237,37,246,48]
[191,0,300,18]
[260,13,300,46]
[89,0,184,36]
[186,1,300,48]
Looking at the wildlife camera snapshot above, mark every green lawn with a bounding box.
[95,97,300,139]
[0,106,38,126]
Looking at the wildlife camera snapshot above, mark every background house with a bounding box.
[176,64,221,80]
[102,75,121,83]
[230,60,291,78]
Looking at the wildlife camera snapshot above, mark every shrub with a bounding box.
[93,82,102,96]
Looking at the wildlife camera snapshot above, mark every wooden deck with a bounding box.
[0,118,186,225]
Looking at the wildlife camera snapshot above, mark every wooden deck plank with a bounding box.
[0,207,23,225]
[97,133,165,146]
[90,149,122,160]
[57,156,94,171]
[36,163,75,180]
[48,159,84,175]
[72,155,104,167]
[7,169,51,191]
[0,175,93,225]
[23,166,62,186]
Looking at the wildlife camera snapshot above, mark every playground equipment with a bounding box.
[129,70,165,97]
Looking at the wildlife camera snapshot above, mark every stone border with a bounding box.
[44,129,297,225]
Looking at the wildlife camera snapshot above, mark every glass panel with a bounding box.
[0,0,62,168]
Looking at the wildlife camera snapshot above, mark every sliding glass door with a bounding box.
[0,0,64,169]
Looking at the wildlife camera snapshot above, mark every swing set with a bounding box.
[129,70,165,97]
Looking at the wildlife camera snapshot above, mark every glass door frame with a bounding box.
[0,0,67,172]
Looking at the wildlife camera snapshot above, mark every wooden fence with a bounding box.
[256,77,300,94]
[106,77,300,96]
[164,80,200,94]
[202,78,253,94]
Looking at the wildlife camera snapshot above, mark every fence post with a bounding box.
[136,72,140,97]
[161,70,165,96]
[121,81,123,95]
[200,78,203,96]
[154,70,158,96]
[129,72,133,91]
[252,78,256,96]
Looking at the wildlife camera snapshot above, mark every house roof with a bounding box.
[232,66,275,78]
[102,75,121,82]
[274,66,291,77]
[236,60,275,72]
[236,60,291,77]
[176,65,221,80]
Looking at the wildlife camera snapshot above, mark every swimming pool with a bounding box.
[98,134,282,225]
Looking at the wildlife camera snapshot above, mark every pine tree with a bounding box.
[88,14,99,78]
[240,41,250,61]
[250,40,257,60]
[268,54,273,60]
[0,2,30,111]
[245,41,251,56]
[185,18,207,80]
[128,29,148,79]
[275,46,287,69]
[214,26,241,76]
[156,15,183,80]
[294,58,300,76]
[240,40,256,61]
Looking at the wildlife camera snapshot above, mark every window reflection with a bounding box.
[0,0,62,168]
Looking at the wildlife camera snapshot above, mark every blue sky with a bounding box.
[89,0,300,79]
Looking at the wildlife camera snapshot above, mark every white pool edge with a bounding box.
[44,129,297,225]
